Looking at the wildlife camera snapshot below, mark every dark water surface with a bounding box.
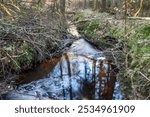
[4,39,122,100]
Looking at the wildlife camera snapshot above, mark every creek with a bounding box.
[3,39,122,100]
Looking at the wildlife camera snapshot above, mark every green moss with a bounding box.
[11,41,35,70]
[73,12,84,22]
[20,41,34,60]
[77,20,100,38]
[109,26,126,38]
[83,20,100,37]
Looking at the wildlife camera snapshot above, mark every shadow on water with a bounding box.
[3,39,122,100]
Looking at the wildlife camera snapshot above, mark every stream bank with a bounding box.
[72,10,150,99]
[0,5,68,98]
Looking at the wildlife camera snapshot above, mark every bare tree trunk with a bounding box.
[101,0,106,11]
[83,0,87,9]
[94,0,99,10]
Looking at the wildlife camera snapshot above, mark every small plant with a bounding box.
[77,20,100,38]
[84,20,100,36]
[73,12,84,22]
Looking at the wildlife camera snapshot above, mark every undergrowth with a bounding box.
[73,11,150,99]
[0,3,64,79]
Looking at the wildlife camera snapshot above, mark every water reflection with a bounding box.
[4,39,122,100]
[5,53,121,100]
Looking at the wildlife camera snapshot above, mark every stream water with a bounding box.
[3,39,122,100]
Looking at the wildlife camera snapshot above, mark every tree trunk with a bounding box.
[94,0,99,10]
[101,0,106,11]
[83,0,87,9]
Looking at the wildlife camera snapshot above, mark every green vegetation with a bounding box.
[126,24,150,98]
[73,11,150,99]
[111,22,150,99]
[77,20,100,37]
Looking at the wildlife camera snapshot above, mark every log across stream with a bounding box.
[3,39,122,100]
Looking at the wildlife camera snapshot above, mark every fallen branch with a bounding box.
[139,71,150,82]
[128,17,150,20]
[5,52,20,69]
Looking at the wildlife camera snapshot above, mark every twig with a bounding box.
[139,71,150,82]
[5,52,20,69]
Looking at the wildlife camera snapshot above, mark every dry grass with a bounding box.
[0,2,67,97]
